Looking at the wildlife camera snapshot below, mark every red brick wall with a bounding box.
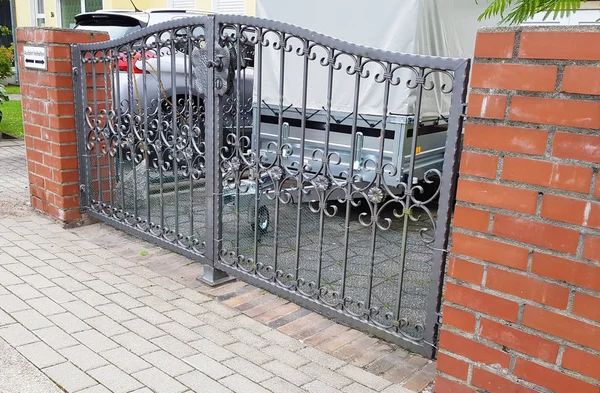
[436,28,600,393]
[17,28,109,224]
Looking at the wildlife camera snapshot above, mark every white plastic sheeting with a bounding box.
[255,0,499,118]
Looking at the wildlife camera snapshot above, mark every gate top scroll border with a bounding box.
[72,14,469,72]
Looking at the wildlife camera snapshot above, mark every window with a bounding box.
[60,0,103,28]
[214,0,245,14]
[33,0,45,27]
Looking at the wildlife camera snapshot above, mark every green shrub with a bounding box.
[0,44,14,81]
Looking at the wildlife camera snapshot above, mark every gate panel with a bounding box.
[73,17,215,263]
[213,16,469,358]
[73,14,469,358]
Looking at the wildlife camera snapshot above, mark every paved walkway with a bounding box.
[0,140,434,393]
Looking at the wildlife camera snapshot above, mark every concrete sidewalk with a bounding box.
[0,139,433,393]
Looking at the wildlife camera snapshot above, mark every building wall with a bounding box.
[14,0,255,28]
[436,26,600,393]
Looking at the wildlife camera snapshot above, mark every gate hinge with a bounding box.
[460,103,468,118]
[79,184,86,194]
[72,67,79,76]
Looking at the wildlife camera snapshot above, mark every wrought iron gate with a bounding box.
[72,15,470,358]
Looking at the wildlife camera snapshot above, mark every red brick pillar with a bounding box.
[436,27,600,393]
[17,28,109,225]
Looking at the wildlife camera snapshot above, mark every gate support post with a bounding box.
[16,27,108,227]
[197,16,235,287]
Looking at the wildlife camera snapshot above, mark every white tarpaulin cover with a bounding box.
[256,0,499,118]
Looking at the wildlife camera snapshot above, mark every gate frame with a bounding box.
[71,14,471,359]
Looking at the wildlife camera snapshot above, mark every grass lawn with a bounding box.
[0,99,24,138]
[5,85,20,95]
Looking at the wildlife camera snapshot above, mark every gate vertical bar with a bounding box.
[72,46,89,211]
[200,16,234,286]
[423,59,471,359]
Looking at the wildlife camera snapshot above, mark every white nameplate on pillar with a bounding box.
[23,46,47,70]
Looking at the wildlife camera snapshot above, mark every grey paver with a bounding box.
[138,295,176,313]
[203,301,241,320]
[229,328,269,348]
[0,293,30,312]
[133,367,188,393]
[48,312,91,334]
[151,335,197,358]
[342,382,379,393]
[123,318,166,339]
[261,329,306,352]
[225,342,274,365]
[299,363,353,389]
[220,374,271,393]
[299,347,347,370]
[16,341,66,368]
[0,324,39,346]
[88,364,144,393]
[338,364,392,391]
[59,344,109,371]
[96,303,136,322]
[63,268,96,282]
[114,282,151,298]
[380,385,414,393]
[39,286,77,304]
[142,350,194,376]
[263,360,313,386]
[26,297,66,316]
[184,353,234,380]
[223,357,274,383]
[100,347,152,374]
[35,265,65,279]
[77,385,113,393]
[303,380,344,393]
[188,338,236,361]
[175,288,211,304]
[194,325,237,346]
[6,283,44,300]
[43,362,97,392]
[261,377,306,393]
[34,326,79,349]
[0,309,13,326]
[177,370,233,393]
[132,306,172,325]
[21,274,55,289]
[62,300,102,319]
[144,286,181,302]
[195,312,237,332]
[165,309,204,329]
[158,321,202,343]
[85,280,119,295]
[73,330,119,352]
[51,276,88,292]
[11,309,53,330]
[121,274,154,289]
[170,298,207,316]
[86,315,129,337]
[0,268,24,285]
[112,332,159,356]
[151,276,185,291]
[74,289,111,307]
[106,292,144,309]
[262,345,310,368]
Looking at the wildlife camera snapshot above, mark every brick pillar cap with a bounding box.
[17,27,109,44]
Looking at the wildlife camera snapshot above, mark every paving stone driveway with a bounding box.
[0,140,428,393]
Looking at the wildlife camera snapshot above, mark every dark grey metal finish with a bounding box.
[72,14,470,358]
